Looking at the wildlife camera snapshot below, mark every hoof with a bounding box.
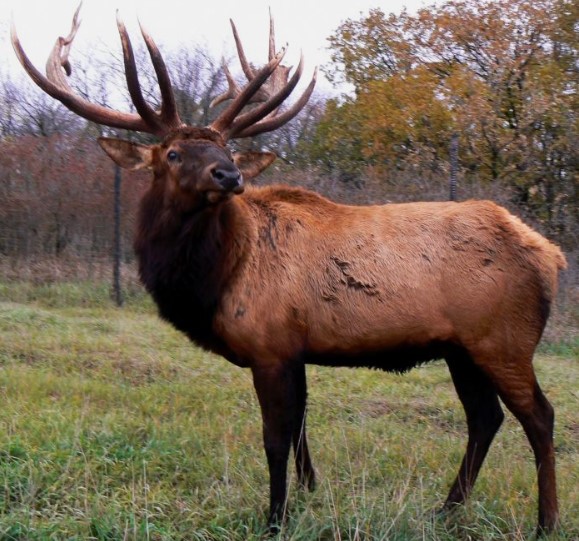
[265,522,281,538]
[299,473,316,493]
[535,521,558,539]
[265,508,284,538]
[437,501,461,516]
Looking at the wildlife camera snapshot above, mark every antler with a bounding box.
[209,12,317,140]
[12,5,316,141]
[11,4,183,137]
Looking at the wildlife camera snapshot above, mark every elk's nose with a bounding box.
[212,167,244,193]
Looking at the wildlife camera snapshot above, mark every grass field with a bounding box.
[0,281,577,540]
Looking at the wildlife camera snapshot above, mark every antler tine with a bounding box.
[209,19,264,109]
[210,13,290,111]
[230,19,256,82]
[209,13,317,141]
[46,2,82,81]
[209,63,241,109]
[209,48,287,136]
[268,9,276,61]
[225,53,304,138]
[138,20,182,129]
[231,61,318,140]
[43,4,84,102]
[115,13,160,130]
[11,5,149,133]
[116,14,183,135]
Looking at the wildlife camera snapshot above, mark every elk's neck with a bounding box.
[134,192,251,349]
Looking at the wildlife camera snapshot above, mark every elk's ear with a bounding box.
[98,137,154,170]
[233,151,276,180]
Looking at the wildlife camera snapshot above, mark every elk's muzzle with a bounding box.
[212,166,244,194]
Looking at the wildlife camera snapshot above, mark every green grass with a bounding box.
[0,282,577,540]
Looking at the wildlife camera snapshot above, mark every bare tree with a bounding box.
[0,72,84,137]
[171,45,227,126]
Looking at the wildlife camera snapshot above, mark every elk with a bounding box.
[12,6,567,536]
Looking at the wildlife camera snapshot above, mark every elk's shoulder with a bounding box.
[254,184,335,206]
[247,185,337,209]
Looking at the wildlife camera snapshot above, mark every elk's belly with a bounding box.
[303,340,456,372]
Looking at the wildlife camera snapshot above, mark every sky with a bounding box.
[1,0,429,97]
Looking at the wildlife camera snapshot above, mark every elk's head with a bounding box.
[98,127,276,207]
[12,6,316,209]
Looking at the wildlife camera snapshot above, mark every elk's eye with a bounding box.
[167,150,180,162]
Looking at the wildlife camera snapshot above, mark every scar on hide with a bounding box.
[330,256,381,297]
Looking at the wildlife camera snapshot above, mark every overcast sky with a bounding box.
[2,0,430,96]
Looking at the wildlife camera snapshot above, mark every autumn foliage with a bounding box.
[310,0,578,246]
[0,134,147,263]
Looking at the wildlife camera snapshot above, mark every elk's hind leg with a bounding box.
[493,373,558,534]
[442,353,504,511]
[469,347,559,534]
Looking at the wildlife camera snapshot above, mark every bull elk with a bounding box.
[12,6,567,535]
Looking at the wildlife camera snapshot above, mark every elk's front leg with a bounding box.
[252,363,298,529]
[292,362,316,491]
